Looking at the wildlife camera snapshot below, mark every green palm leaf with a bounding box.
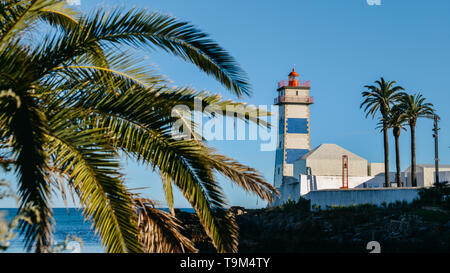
[0,1,276,253]
[131,194,197,253]
[46,110,142,253]
[6,91,53,252]
[30,7,250,97]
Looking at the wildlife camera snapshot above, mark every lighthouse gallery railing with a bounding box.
[274,96,314,104]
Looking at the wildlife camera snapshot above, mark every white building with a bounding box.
[404,164,450,187]
[294,143,379,177]
[271,68,448,208]
[273,143,388,205]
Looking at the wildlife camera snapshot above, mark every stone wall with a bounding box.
[303,188,420,209]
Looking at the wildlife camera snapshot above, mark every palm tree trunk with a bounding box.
[410,123,417,187]
[383,121,390,187]
[394,128,402,187]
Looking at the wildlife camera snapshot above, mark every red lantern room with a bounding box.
[288,67,299,87]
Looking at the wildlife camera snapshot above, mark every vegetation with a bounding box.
[267,196,311,213]
[362,78,436,187]
[361,78,404,187]
[397,93,435,186]
[413,182,450,210]
[0,0,278,253]
[383,105,407,187]
[179,186,450,253]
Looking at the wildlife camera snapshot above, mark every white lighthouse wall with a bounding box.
[284,87,310,97]
[273,105,285,188]
[285,104,309,118]
[274,163,283,187]
[284,164,294,177]
[273,87,312,187]
[285,134,310,149]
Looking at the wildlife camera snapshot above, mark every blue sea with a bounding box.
[0,207,194,253]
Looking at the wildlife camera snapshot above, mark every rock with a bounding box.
[229,206,246,215]
[422,206,447,213]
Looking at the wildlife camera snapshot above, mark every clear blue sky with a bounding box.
[1,0,450,208]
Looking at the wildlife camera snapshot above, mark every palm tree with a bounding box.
[0,0,278,253]
[361,78,404,187]
[383,104,408,187]
[398,93,435,187]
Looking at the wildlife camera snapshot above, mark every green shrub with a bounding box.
[415,182,450,209]
[278,197,311,212]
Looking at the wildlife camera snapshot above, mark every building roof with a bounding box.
[404,164,450,171]
[416,164,450,168]
[299,143,367,161]
[288,67,299,77]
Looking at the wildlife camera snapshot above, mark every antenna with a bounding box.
[433,115,440,186]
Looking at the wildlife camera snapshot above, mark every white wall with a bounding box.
[424,168,450,186]
[299,174,386,195]
[285,103,309,118]
[293,159,370,178]
[284,164,294,177]
[305,158,368,177]
[285,134,310,149]
[272,171,414,207]
[294,159,307,176]
[404,167,450,187]
[439,171,450,183]
[273,174,387,206]
[368,163,384,176]
[304,188,420,209]
[277,180,300,204]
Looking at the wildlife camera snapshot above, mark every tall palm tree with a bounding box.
[0,0,278,253]
[383,104,408,187]
[398,93,435,187]
[361,78,404,187]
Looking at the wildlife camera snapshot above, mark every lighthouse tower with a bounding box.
[273,68,313,188]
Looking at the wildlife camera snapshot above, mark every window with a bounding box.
[296,91,298,96]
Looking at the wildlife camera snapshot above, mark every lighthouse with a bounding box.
[273,68,313,188]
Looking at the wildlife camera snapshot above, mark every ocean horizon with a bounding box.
[0,207,195,253]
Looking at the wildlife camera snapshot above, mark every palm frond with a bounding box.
[206,151,279,202]
[8,92,53,252]
[398,92,435,125]
[31,7,250,97]
[1,1,270,254]
[0,0,69,46]
[361,78,405,119]
[131,194,197,253]
[161,174,175,215]
[46,110,142,253]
